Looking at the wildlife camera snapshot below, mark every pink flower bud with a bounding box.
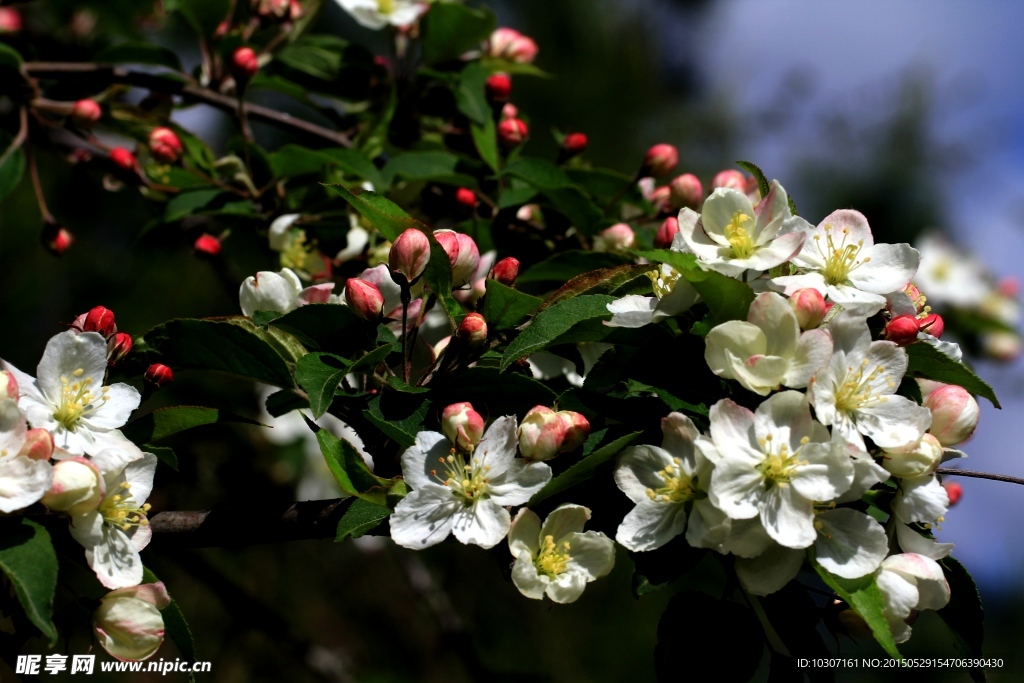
[998,276,1020,298]
[924,384,980,447]
[145,363,174,389]
[669,173,702,210]
[148,127,182,164]
[433,229,462,269]
[83,306,117,338]
[455,187,478,209]
[491,256,520,287]
[881,433,943,479]
[457,312,488,347]
[298,282,335,305]
[19,429,54,461]
[563,132,588,156]
[45,226,74,255]
[389,228,431,281]
[108,332,133,366]
[485,73,512,102]
[232,46,259,80]
[647,185,672,214]
[43,457,104,515]
[593,223,635,253]
[712,169,746,191]
[884,314,920,346]
[501,103,518,120]
[109,147,137,172]
[943,481,963,506]
[498,118,529,147]
[194,233,222,256]
[94,583,170,662]
[561,411,590,453]
[453,233,480,288]
[0,7,22,33]
[345,279,385,321]
[919,313,944,338]
[982,330,1022,360]
[441,402,486,452]
[1,370,17,401]
[517,406,589,461]
[790,288,828,330]
[642,144,678,177]
[488,28,539,63]
[71,99,102,127]
[654,216,679,249]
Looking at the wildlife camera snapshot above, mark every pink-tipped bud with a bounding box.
[884,314,920,347]
[441,402,486,452]
[982,330,1022,360]
[452,233,480,288]
[919,313,944,338]
[669,173,702,210]
[0,7,22,33]
[45,226,74,255]
[562,132,588,156]
[145,363,174,389]
[345,279,385,321]
[488,28,539,64]
[43,457,104,515]
[790,288,828,330]
[455,187,478,209]
[924,384,980,447]
[71,99,102,128]
[998,276,1020,298]
[457,312,488,347]
[485,73,512,102]
[642,144,678,177]
[561,411,590,453]
[654,216,679,249]
[501,102,518,120]
[593,223,635,253]
[517,406,589,461]
[194,233,221,257]
[108,332,133,366]
[712,169,747,191]
[389,228,431,281]
[83,306,117,338]
[491,257,520,287]
[1,371,17,401]
[433,229,462,269]
[943,481,963,506]
[148,127,182,164]
[109,147,137,172]
[19,429,55,462]
[881,433,943,479]
[498,118,529,147]
[647,185,672,214]
[232,46,259,80]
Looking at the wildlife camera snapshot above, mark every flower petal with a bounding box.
[615,498,688,552]
[451,498,511,548]
[540,503,591,543]
[565,531,615,580]
[759,484,816,549]
[389,485,458,549]
[814,508,888,579]
[488,460,552,505]
[736,544,804,596]
[400,431,451,490]
[508,507,542,559]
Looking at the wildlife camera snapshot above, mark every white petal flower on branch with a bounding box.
[605,263,699,328]
[239,268,338,317]
[0,398,53,513]
[876,553,951,644]
[336,0,428,30]
[913,233,990,309]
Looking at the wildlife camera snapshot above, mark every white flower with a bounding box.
[239,268,337,316]
[390,416,552,549]
[614,413,728,551]
[508,504,615,603]
[69,448,157,589]
[93,582,170,662]
[773,210,919,315]
[876,553,950,644]
[336,0,428,30]
[605,263,699,328]
[808,315,931,451]
[3,331,141,456]
[527,343,611,388]
[704,291,832,395]
[0,398,53,513]
[705,391,854,549]
[892,474,949,527]
[913,233,989,308]
[895,522,953,561]
[676,181,807,277]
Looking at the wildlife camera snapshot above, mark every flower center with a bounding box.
[646,264,681,300]
[100,482,151,532]
[756,434,809,487]
[535,535,571,578]
[645,457,697,504]
[433,450,490,504]
[723,211,755,259]
[53,369,108,430]
[814,227,871,285]
[376,0,395,13]
[833,358,895,413]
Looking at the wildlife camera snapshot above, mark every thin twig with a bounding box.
[26,144,55,223]
[0,107,28,169]
[935,467,1024,486]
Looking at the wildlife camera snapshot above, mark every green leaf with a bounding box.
[265,389,309,417]
[164,188,224,223]
[624,380,709,417]
[0,519,58,644]
[295,353,352,418]
[481,280,542,329]
[0,143,24,202]
[349,343,396,376]
[565,168,636,202]
[97,42,183,70]
[736,160,770,199]
[269,145,335,178]
[518,250,631,284]
[147,445,179,470]
[433,368,557,416]
[504,157,575,189]
[497,185,537,209]
[363,394,432,449]
[386,376,430,394]
[251,310,282,327]
[322,184,422,242]
[813,562,902,660]
[906,343,1000,408]
[471,117,500,173]
[456,62,491,125]
[421,4,496,65]
[336,499,391,542]
[500,295,616,370]
[142,568,196,681]
[0,42,24,69]
[938,557,985,683]
[635,249,755,324]
[545,188,605,234]
[276,34,348,80]
[529,431,641,506]
[321,148,384,188]
[539,264,651,312]
[382,151,473,188]
[269,303,368,355]
[311,418,395,504]
[123,406,262,445]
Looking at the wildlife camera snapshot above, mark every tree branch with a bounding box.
[935,467,1024,487]
[23,62,352,148]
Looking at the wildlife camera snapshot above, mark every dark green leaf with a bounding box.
[265,389,310,417]
[497,185,537,209]
[938,557,985,683]
[363,393,432,449]
[123,406,262,445]
[814,562,902,660]
[0,42,24,69]
[518,250,631,284]
[0,143,24,202]
[295,353,352,418]
[456,62,491,125]
[97,42,183,70]
[321,148,385,187]
[147,445,179,470]
[0,519,57,644]
[504,157,575,189]
[539,265,651,311]
[906,343,1000,408]
[276,34,348,80]
[433,368,556,417]
[164,188,224,223]
[322,184,422,241]
[421,4,496,65]
[270,303,369,355]
[500,295,616,370]
[471,117,500,173]
[545,188,605,234]
[349,343,396,376]
[624,380,709,417]
[565,168,636,202]
[386,376,430,393]
[382,151,473,188]
[251,310,282,327]
[269,144,335,178]
[336,499,391,542]
[635,249,755,324]
[529,431,641,506]
[311,417,395,504]
[736,160,770,199]
[481,280,542,329]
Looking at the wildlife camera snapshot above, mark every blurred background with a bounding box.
[3,0,1024,680]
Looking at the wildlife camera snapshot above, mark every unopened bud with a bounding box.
[232,46,259,80]
[43,457,103,515]
[148,127,182,164]
[194,233,221,257]
[561,411,590,453]
[943,481,963,506]
[498,118,529,147]
[109,147,137,173]
[712,169,746,191]
[44,225,74,255]
[654,216,679,249]
[924,384,980,447]
[998,276,1020,298]
[881,433,943,479]
[562,132,588,157]
[884,314,920,347]
[94,583,170,662]
[790,288,828,330]
[19,429,54,461]
[593,223,635,253]
[501,102,518,120]
[642,144,678,177]
[457,313,488,347]
[389,229,431,281]
[982,330,1022,360]
[144,363,174,389]
[919,313,944,338]
[517,406,589,461]
[491,257,520,287]
[453,233,480,288]
[108,332,133,366]
[488,28,539,64]
[485,73,512,102]
[668,173,702,210]
[442,402,486,452]
[71,99,102,127]
[1,371,17,401]
[345,279,385,321]
[647,185,672,214]
[433,229,462,269]
[0,7,22,33]
[455,188,478,210]
[83,306,117,338]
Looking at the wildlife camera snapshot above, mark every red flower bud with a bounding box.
[455,187,478,209]
[790,288,828,330]
[433,230,462,269]
[485,73,512,102]
[501,102,518,120]
[669,173,703,210]
[194,233,222,257]
[943,481,963,506]
[70,99,102,127]
[919,313,944,338]
[488,28,539,64]
[232,47,259,80]
[108,332,133,366]
[498,118,529,147]
[148,127,182,164]
[562,132,588,156]
[654,216,679,249]
[0,7,22,33]
[647,185,672,214]
[442,402,486,452]
[44,226,74,255]
[109,147,137,172]
[884,314,920,347]
[144,363,174,389]
[491,257,520,287]
[642,144,678,177]
[457,312,488,347]
[712,169,747,191]
[83,306,117,338]
[389,229,431,281]
[345,279,385,321]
